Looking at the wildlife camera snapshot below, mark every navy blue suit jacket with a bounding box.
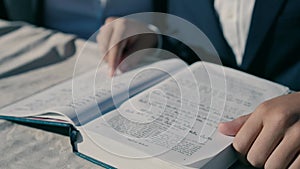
[164,0,300,91]
[1,0,299,90]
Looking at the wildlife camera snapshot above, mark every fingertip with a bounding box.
[218,122,226,129]
[217,123,225,133]
[109,54,121,76]
[219,114,251,136]
[107,54,116,77]
[119,62,128,72]
[218,122,230,135]
[218,121,238,136]
[109,67,115,77]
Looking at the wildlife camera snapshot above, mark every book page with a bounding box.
[0,59,187,126]
[84,61,289,166]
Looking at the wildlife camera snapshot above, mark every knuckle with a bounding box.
[264,162,273,169]
[105,17,116,23]
[270,110,289,126]
[264,162,271,169]
[116,18,128,27]
[232,140,247,156]
[294,122,300,133]
[269,107,297,130]
[247,152,265,168]
[256,101,292,128]
[264,159,281,169]
[288,122,300,139]
[256,101,272,114]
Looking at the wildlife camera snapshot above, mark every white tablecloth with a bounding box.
[0,20,100,169]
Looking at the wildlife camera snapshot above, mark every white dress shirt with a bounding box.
[214,0,256,65]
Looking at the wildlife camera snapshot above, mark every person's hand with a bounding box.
[218,92,300,169]
[97,17,159,76]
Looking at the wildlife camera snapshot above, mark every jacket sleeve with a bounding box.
[1,0,43,25]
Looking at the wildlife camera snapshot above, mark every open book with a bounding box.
[0,59,290,169]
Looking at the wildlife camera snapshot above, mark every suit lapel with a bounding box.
[34,0,44,26]
[241,0,286,69]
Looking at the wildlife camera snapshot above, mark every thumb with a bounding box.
[218,114,250,136]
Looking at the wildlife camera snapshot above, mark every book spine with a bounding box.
[69,128,116,169]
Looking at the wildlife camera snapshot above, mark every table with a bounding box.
[0,20,255,169]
